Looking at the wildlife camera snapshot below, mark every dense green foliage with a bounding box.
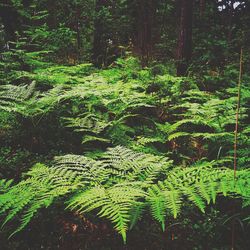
[0,54,249,247]
[0,0,250,249]
[0,146,249,242]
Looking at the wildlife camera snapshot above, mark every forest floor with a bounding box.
[0,57,249,250]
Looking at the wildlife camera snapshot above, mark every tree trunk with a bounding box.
[0,1,23,43]
[135,0,156,66]
[76,9,81,62]
[176,0,193,76]
[200,0,205,17]
[93,0,106,67]
[47,0,56,29]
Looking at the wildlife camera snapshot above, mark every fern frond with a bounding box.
[0,147,249,240]
[148,165,250,226]
[67,183,146,242]
[102,146,172,182]
[147,186,168,231]
[168,132,190,141]
[0,179,13,193]
[128,201,145,230]
[0,163,81,235]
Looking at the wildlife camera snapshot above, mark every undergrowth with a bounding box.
[0,50,249,243]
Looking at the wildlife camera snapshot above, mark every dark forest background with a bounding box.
[1,0,249,74]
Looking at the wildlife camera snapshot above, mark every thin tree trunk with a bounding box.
[47,0,56,29]
[200,0,205,17]
[0,2,22,42]
[176,0,193,76]
[76,9,81,62]
[93,0,106,66]
[136,0,156,66]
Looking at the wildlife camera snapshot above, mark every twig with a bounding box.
[233,47,243,180]
[231,47,243,250]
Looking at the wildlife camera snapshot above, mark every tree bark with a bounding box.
[92,0,107,67]
[0,1,23,42]
[200,0,205,17]
[176,0,193,76]
[135,0,156,66]
[47,0,57,29]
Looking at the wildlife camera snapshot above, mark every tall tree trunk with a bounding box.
[76,9,81,62]
[47,0,56,29]
[93,0,106,67]
[0,0,25,43]
[176,0,193,76]
[227,1,234,44]
[200,0,205,17]
[135,0,156,66]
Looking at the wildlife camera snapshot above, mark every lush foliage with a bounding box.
[0,146,249,242]
[0,0,250,249]
[0,55,249,246]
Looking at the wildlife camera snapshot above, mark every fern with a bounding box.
[148,165,250,229]
[67,183,146,242]
[0,179,13,193]
[0,81,36,113]
[0,163,81,236]
[0,147,249,242]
